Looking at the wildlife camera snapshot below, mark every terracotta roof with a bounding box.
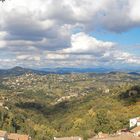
[131,126,140,133]
[54,136,82,140]
[8,133,30,140]
[89,132,140,140]
[137,118,140,122]
[0,130,7,137]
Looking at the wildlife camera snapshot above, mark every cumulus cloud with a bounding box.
[0,0,140,68]
[63,32,116,54]
[44,32,140,67]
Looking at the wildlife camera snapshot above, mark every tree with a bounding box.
[95,109,110,133]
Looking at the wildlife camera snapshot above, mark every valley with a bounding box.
[0,67,140,139]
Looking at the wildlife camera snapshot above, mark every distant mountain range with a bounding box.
[40,67,115,74]
[0,66,139,77]
[0,66,46,77]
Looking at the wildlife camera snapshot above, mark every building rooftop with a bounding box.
[97,132,109,138]
[54,136,82,140]
[0,130,7,137]
[137,118,140,122]
[8,133,30,140]
[89,132,140,140]
[131,126,140,133]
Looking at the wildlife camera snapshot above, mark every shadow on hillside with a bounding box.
[15,100,69,118]
[119,85,140,105]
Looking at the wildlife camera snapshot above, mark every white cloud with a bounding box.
[129,0,140,22]
[63,32,115,54]
[42,32,140,67]
[0,0,140,68]
[46,52,69,60]
[0,40,6,48]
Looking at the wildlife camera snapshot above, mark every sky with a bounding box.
[0,0,140,69]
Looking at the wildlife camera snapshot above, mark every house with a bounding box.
[97,132,109,139]
[8,133,31,140]
[89,132,140,140]
[130,117,140,128]
[54,136,83,140]
[0,130,8,140]
[131,126,140,137]
[92,132,109,139]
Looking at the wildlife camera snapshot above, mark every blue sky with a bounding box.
[92,28,140,46]
[91,28,140,56]
[0,0,140,69]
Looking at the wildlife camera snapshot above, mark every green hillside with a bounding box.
[0,72,140,139]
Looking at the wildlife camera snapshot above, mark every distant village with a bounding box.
[0,72,140,139]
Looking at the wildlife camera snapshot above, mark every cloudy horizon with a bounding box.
[0,0,140,69]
